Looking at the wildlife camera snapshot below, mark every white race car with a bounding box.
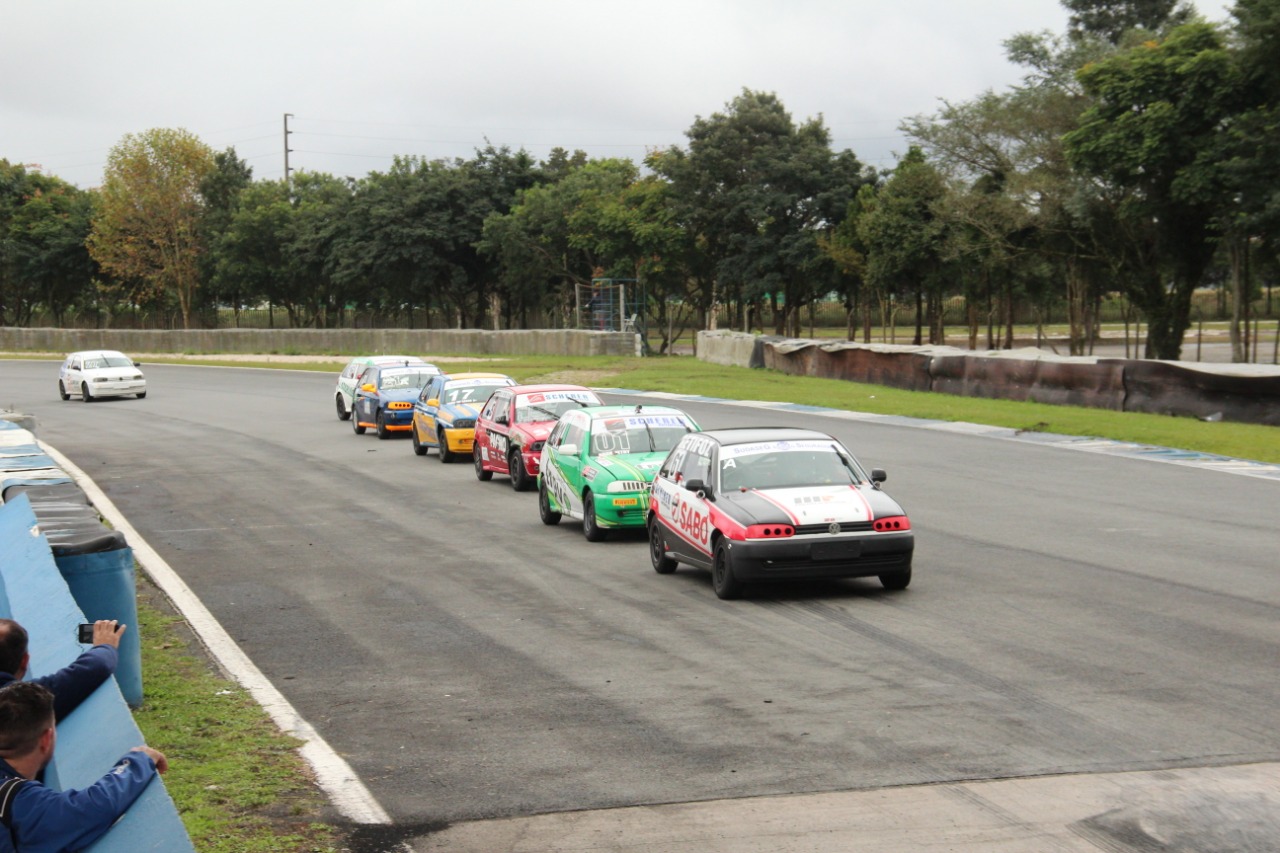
[58,350,146,402]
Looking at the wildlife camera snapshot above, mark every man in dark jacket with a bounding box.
[0,682,167,853]
[0,619,123,722]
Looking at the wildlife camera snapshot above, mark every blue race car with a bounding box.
[352,364,441,439]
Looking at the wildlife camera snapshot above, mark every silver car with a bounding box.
[58,350,147,402]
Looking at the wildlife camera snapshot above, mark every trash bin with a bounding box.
[54,545,143,708]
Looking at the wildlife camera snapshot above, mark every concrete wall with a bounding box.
[0,326,641,357]
[700,331,1280,426]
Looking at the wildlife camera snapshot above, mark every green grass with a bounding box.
[133,576,343,852]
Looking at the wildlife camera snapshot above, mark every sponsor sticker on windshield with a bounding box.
[724,440,835,458]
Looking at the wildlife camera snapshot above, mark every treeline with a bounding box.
[1,0,1277,360]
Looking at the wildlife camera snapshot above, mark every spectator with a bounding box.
[0,682,167,853]
[0,619,123,722]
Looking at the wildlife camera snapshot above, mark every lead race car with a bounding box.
[647,427,914,599]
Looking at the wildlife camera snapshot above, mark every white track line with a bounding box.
[39,441,393,826]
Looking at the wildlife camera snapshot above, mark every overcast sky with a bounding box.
[4,1,1231,188]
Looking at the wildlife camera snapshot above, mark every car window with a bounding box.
[562,421,586,450]
[378,369,435,390]
[720,441,859,490]
[514,391,600,424]
[546,420,568,448]
[443,382,508,405]
[589,414,696,456]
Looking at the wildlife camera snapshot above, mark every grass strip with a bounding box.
[133,573,344,852]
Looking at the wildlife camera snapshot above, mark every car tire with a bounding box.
[336,394,350,421]
[474,447,492,481]
[58,381,70,401]
[376,411,390,440]
[81,382,93,403]
[582,490,608,542]
[411,423,428,456]
[509,450,530,492]
[136,391,147,399]
[352,407,366,434]
[649,517,677,574]
[712,539,743,600]
[538,479,561,525]
[879,566,912,591]
[438,429,454,463]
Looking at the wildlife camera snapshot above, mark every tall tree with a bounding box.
[87,128,215,328]
[199,148,253,324]
[1063,0,1193,43]
[1064,22,1237,359]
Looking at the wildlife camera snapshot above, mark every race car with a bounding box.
[472,384,603,491]
[537,405,700,541]
[351,363,441,439]
[412,372,516,461]
[335,355,433,420]
[58,350,146,401]
[647,427,914,599]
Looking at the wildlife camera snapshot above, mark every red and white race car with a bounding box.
[647,427,914,599]
[472,384,602,490]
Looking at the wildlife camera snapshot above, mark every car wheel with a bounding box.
[582,490,608,542]
[879,566,912,591]
[438,429,454,463]
[81,382,93,403]
[136,391,147,399]
[336,394,350,421]
[474,447,492,481]
[352,408,366,435]
[376,411,390,440]
[58,381,70,401]
[712,539,743,600]
[649,517,677,574]
[538,479,561,525]
[509,450,530,492]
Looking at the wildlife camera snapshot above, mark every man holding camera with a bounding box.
[0,619,124,722]
[0,682,167,853]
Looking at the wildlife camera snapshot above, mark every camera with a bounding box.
[77,623,95,644]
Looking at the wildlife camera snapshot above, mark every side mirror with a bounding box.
[685,478,713,499]
[133,360,142,367]
[558,443,578,456]
[426,398,440,407]
[870,468,887,483]
[360,383,376,393]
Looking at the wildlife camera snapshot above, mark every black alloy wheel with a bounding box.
[474,447,492,481]
[509,450,530,492]
[712,539,743,600]
[538,479,561,525]
[582,491,608,542]
[649,517,677,574]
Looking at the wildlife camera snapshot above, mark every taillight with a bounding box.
[745,524,794,539]
[873,516,911,532]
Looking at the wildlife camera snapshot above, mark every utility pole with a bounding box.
[283,113,294,185]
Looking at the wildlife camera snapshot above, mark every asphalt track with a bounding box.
[5,359,1279,851]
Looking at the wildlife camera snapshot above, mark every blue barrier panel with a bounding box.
[0,495,195,853]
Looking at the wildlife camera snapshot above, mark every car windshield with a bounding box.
[514,392,600,424]
[589,415,695,456]
[443,382,508,405]
[378,369,435,390]
[718,441,861,491]
[83,355,133,369]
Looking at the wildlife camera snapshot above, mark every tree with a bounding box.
[1064,22,1238,359]
[1063,0,1194,43]
[87,128,215,328]
[199,148,253,325]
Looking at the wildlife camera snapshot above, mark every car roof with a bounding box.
[350,355,424,366]
[575,405,691,421]
[505,384,596,395]
[442,372,512,382]
[697,427,837,446]
[67,350,129,359]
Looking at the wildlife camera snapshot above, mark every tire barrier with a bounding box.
[699,332,1280,426]
[1,420,142,707]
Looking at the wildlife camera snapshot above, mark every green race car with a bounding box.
[537,404,701,541]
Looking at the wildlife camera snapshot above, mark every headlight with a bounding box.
[453,418,476,429]
[529,441,545,453]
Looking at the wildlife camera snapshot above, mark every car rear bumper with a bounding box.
[725,532,914,580]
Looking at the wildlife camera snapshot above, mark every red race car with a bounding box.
[472,384,602,490]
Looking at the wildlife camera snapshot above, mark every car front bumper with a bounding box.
[594,493,649,528]
[443,427,476,453]
[86,380,146,397]
[723,531,913,580]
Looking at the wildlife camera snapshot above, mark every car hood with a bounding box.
[718,485,903,526]
[585,452,666,484]
[378,389,422,403]
[512,422,555,443]
[440,401,484,420]
[81,367,141,380]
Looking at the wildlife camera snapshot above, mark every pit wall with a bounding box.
[0,327,641,357]
[697,331,1280,427]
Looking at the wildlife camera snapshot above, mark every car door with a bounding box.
[658,435,716,565]
[477,391,509,470]
[543,415,585,518]
[63,355,82,391]
[353,367,378,424]
[414,377,442,446]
